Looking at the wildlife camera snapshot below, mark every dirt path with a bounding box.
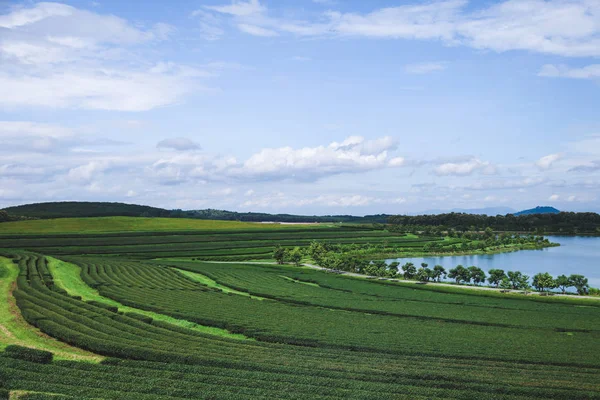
[0,323,14,339]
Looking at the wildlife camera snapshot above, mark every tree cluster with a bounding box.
[273,246,303,266]
[388,212,600,234]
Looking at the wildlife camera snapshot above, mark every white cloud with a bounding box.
[205,0,265,17]
[67,161,110,184]
[205,0,600,57]
[462,177,545,190]
[0,3,207,111]
[434,158,496,176]
[157,138,201,151]
[405,62,446,74]
[549,194,559,201]
[0,3,73,29]
[240,193,405,209]
[210,187,235,196]
[0,65,202,111]
[191,10,225,40]
[536,153,561,169]
[539,64,600,79]
[237,23,278,37]
[235,136,403,180]
[568,195,577,202]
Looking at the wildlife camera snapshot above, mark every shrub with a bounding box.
[5,345,53,364]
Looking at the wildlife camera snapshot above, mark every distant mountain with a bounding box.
[413,207,516,216]
[514,206,560,216]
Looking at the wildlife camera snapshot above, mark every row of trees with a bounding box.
[277,242,592,295]
[388,212,600,234]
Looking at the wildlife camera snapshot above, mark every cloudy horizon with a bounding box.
[1,0,600,215]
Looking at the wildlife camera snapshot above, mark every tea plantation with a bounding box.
[0,222,599,399]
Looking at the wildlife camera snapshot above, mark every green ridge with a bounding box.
[47,257,252,340]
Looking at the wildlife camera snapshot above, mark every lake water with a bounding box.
[386,236,600,288]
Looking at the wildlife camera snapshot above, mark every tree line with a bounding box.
[388,212,600,234]
[273,242,593,296]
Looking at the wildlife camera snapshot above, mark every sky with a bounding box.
[0,0,600,215]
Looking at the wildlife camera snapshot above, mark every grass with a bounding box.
[47,257,251,340]
[175,268,266,300]
[0,257,101,362]
[0,216,322,235]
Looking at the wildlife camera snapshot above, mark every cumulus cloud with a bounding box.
[536,153,561,169]
[0,3,210,111]
[434,158,496,176]
[66,161,111,184]
[157,137,201,151]
[234,136,403,181]
[202,0,600,57]
[549,194,559,201]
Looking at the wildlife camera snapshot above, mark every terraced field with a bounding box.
[0,222,599,399]
[0,226,446,260]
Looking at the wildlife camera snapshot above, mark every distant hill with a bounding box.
[2,201,389,224]
[4,201,174,219]
[514,206,560,216]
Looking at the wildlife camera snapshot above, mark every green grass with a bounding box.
[0,216,320,235]
[0,257,101,362]
[47,257,251,340]
[175,268,266,300]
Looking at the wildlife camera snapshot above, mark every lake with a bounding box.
[386,236,600,288]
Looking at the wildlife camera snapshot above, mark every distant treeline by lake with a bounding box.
[388,212,600,234]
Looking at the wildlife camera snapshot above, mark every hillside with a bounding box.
[4,201,174,219]
[2,201,389,223]
[514,206,560,216]
[0,216,318,235]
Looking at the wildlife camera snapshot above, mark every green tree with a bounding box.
[532,272,556,293]
[468,266,486,285]
[402,262,416,280]
[448,265,469,284]
[416,267,432,283]
[568,274,589,295]
[499,276,512,292]
[432,265,446,282]
[308,241,327,264]
[387,261,400,278]
[507,271,525,290]
[273,246,286,264]
[288,247,303,266]
[519,275,531,294]
[555,274,571,294]
[484,227,495,240]
[488,269,506,287]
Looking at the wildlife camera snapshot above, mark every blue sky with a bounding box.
[1,0,600,215]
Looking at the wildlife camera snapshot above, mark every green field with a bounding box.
[0,216,321,235]
[0,218,599,399]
